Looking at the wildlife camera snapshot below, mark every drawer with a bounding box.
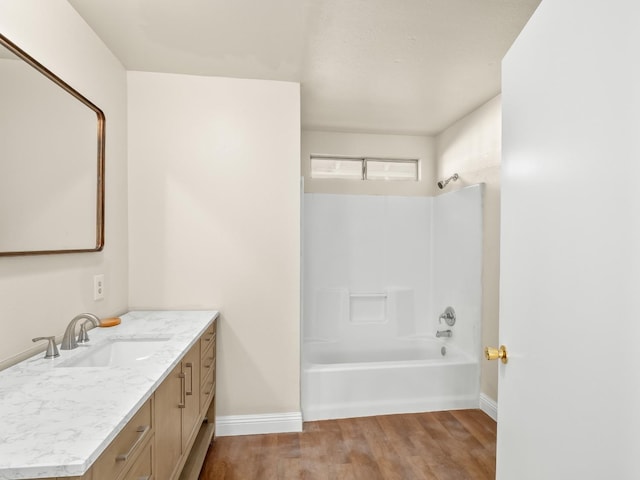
[92,398,153,480]
[200,366,215,411]
[200,323,216,355]
[200,343,215,384]
[122,436,153,480]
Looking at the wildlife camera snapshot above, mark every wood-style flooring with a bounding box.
[199,409,496,480]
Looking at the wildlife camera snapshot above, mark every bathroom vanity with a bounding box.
[0,310,218,480]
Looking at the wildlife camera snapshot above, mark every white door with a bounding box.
[496,1,640,478]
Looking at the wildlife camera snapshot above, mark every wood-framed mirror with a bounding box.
[0,33,105,256]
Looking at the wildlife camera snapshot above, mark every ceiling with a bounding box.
[69,0,540,135]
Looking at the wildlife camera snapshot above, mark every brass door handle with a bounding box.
[484,345,508,364]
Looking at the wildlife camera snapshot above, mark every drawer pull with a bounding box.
[204,334,215,342]
[179,372,186,408]
[204,361,214,369]
[115,425,151,462]
[186,362,193,395]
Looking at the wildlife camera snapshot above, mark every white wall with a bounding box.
[302,130,436,196]
[303,194,433,343]
[0,0,129,368]
[127,72,301,416]
[432,185,483,359]
[303,189,482,355]
[436,95,501,401]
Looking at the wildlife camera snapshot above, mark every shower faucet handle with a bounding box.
[439,306,456,326]
[32,336,60,359]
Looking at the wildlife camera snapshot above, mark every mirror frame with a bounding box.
[0,33,105,257]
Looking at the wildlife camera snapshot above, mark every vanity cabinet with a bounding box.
[177,323,217,480]
[181,344,202,452]
[92,398,154,480]
[199,323,216,412]
[38,398,155,480]
[123,439,154,480]
[1,311,218,480]
[155,320,217,480]
[31,320,217,480]
[155,362,184,480]
[155,342,201,480]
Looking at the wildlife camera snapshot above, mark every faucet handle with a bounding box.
[77,321,91,344]
[32,336,60,359]
[439,306,456,326]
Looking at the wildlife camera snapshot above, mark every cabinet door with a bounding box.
[154,363,183,480]
[181,343,201,453]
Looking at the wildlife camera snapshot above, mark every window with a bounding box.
[310,155,418,181]
[365,160,418,181]
[309,157,363,180]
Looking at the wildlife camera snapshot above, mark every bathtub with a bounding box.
[301,337,479,421]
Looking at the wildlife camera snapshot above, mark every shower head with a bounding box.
[437,173,459,190]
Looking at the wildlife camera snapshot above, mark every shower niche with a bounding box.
[348,293,387,324]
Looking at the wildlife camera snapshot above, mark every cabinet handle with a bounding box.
[204,333,214,342]
[204,359,214,369]
[115,425,151,462]
[186,362,193,396]
[179,372,186,408]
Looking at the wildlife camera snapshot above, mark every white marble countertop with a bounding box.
[0,310,218,480]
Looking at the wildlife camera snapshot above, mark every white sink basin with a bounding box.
[58,337,171,368]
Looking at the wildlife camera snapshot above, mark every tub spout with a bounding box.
[436,329,452,338]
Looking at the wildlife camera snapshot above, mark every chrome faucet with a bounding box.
[436,329,453,338]
[61,313,102,350]
[32,336,60,359]
[439,306,456,326]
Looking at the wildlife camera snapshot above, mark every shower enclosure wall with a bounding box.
[302,185,483,421]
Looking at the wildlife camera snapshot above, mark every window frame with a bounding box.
[310,155,419,182]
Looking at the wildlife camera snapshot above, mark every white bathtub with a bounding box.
[302,338,479,421]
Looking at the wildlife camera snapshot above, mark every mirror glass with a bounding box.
[0,34,105,256]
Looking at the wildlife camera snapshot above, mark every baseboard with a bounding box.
[216,412,303,437]
[479,393,497,421]
[303,395,479,422]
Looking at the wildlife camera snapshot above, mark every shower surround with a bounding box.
[302,185,483,420]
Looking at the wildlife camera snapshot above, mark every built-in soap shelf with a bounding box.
[349,292,387,324]
[349,293,387,298]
